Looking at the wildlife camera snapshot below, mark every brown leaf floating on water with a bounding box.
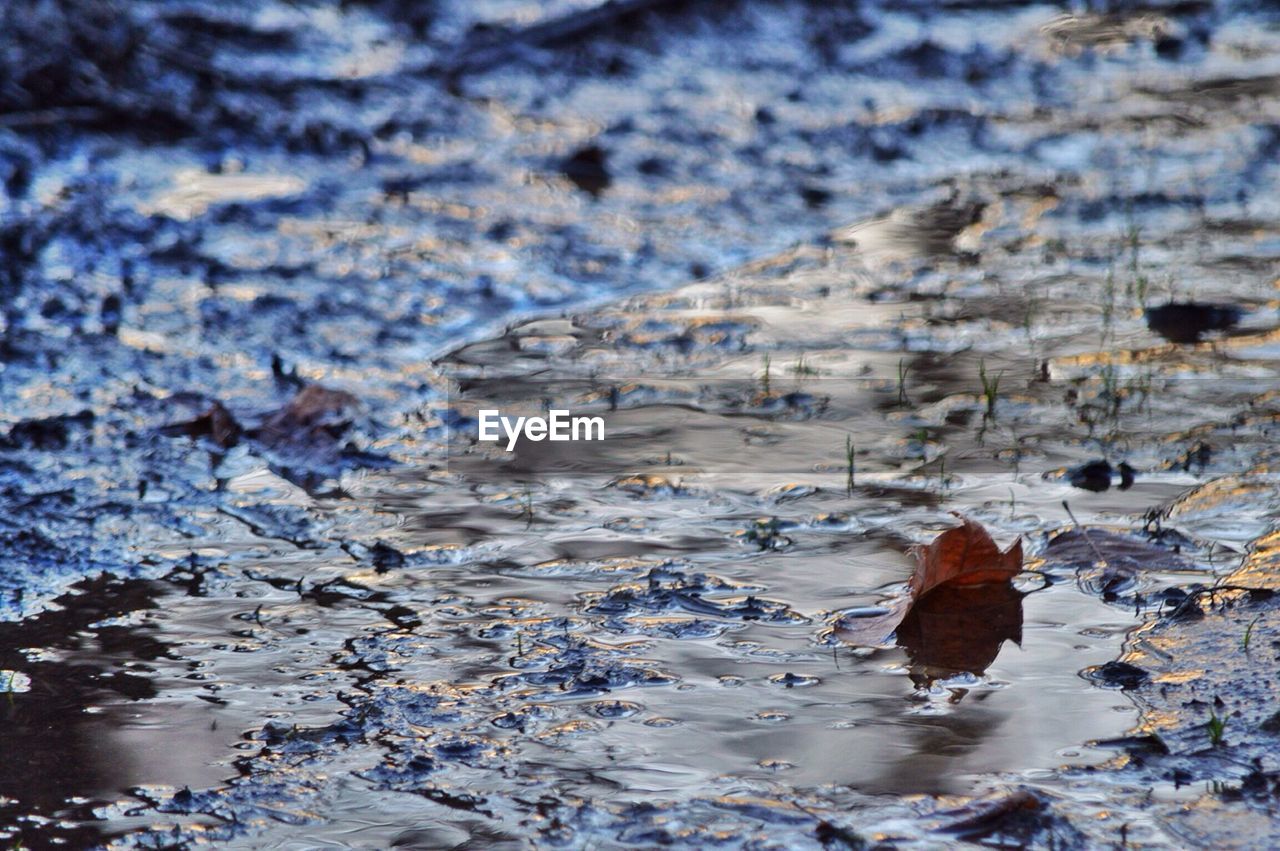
[835,515,1024,651]
[908,515,1024,598]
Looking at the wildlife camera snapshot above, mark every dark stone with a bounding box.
[1118,461,1136,490]
[799,185,832,208]
[559,144,610,196]
[1087,660,1149,689]
[1068,459,1113,492]
[1154,36,1185,59]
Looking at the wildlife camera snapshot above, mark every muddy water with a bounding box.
[4,0,1280,847]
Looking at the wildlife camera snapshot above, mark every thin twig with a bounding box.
[1062,500,1109,567]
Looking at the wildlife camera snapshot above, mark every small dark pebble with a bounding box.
[560,144,610,196]
[1241,769,1273,797]
[370,541,405,572]
[1087,660,1149,689]
[799,185,832,208]
[636,156,667,176]
[101,293,122,334]
[1117,461,1135,490]
[1068,459,1113,492]
[1154,35,1185,59]
[814,820,865,848]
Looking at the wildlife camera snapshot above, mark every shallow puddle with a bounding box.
[5,0,1280,847]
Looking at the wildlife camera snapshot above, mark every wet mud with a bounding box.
[4,0,1280,848]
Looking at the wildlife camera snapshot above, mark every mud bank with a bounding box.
[4,0,1280,848]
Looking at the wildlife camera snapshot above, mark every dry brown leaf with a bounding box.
[907,515,1024,599]
[255,384,360,449]
[835,515,1024,651]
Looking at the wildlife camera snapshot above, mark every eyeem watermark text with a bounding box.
[477,409,605,451]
